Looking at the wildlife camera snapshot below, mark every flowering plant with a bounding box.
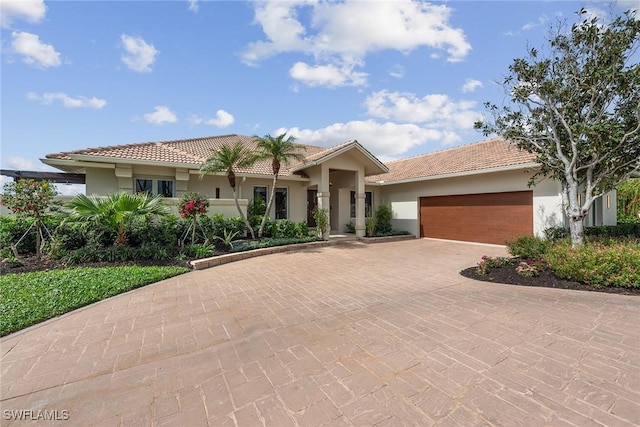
[515,259,547,277]
[178,192,209,245]
[178,192,209,220]
[476,255,511,275]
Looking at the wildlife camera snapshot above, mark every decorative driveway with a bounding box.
[1,239,639,426]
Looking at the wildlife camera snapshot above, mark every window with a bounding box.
[135,178,174,197]
[350,191,373,217]
[275,187,288,219]
[253,186,267,204]
[135,179,153,194]
[157,180,173,197]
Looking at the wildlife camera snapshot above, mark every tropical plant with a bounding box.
[475,9,640,247]
[66,192,169,246]
[200,141,257,239]
[178,191,209,244]
[0,179,58,257]
[254,133,306,237]
[211,228,240,251]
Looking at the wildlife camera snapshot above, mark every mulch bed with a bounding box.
[459,263,640,296]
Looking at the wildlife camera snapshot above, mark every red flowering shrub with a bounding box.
[178,192,209,244]
[178,192,209,220]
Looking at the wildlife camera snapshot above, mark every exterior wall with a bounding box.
[378,169,566,238]
[86,167,118,195]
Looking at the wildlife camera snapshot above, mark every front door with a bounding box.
[307,189,317,227]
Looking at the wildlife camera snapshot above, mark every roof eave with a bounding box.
[68,154,199,169]
[373,162,540,185]
[192,170,310,182]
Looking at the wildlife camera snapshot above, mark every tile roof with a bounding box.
[366,138,537,183]
[46,134,326,177]
[45,135,536,181]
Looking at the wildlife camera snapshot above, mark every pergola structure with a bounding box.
[0,170,86,185]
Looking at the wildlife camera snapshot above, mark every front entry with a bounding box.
[307,189,317,227]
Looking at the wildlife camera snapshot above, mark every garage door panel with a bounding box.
[420,191,533,245]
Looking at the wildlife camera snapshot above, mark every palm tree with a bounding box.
[254,133,306,237]
[200,141,258,239]
[67,192,169,246]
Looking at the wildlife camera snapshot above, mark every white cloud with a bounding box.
[27,92,106,109]
[522,14,548,31]
[187,0,199,13]
[277,120,450,161]
[6,156,37,170]
[364,90,480,130]
[189,109,235,128]
[11,31,61,68]
[461,78,483,93]
[289,62,367,87]
[120,34,158,73]
[143,106,177,124]
[0,0,46,28]
[242,0,471,87]
[388,65,405,79]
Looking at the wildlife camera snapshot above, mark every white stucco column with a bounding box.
[355,168,366,238]
[316,163,331,237]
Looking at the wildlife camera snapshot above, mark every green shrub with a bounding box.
[63,243,177,264]
[344,221,356,233]
[585,223,640,239]
[543,226,570,242]
[545,240,640,287]
[374,203,393,235]
[202,214,246,240]
[0,215,63,256]
[505,235,550,259]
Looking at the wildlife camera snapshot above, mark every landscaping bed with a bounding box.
[459,262,640,295]
[460,231,640,296]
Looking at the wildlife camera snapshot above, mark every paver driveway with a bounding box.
[1,239,639,426]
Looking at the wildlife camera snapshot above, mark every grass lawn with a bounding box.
[0,265,190,337]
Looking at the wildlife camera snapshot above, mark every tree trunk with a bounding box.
[568,213,585,247]
[259,173,278,238]
[35,219,42,258]
[232,188,255,239]
[563,182,586,247]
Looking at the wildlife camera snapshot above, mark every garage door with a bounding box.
[419,191,533,245]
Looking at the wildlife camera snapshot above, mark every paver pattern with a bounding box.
[1,239,639,426]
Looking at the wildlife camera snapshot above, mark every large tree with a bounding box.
[475,9,640,246]
[200,141,257,239]
[254,133,306,237]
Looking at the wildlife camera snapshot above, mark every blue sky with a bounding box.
[1,0,637,194]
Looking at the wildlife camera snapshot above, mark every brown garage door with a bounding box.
[419,191,533,244]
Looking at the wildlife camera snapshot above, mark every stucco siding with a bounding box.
[379,169,565,238]
[86,167,118,195]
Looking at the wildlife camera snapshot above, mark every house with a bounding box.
[41,134,616,244]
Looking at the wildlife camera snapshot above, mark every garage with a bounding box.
[419,191,533,245]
